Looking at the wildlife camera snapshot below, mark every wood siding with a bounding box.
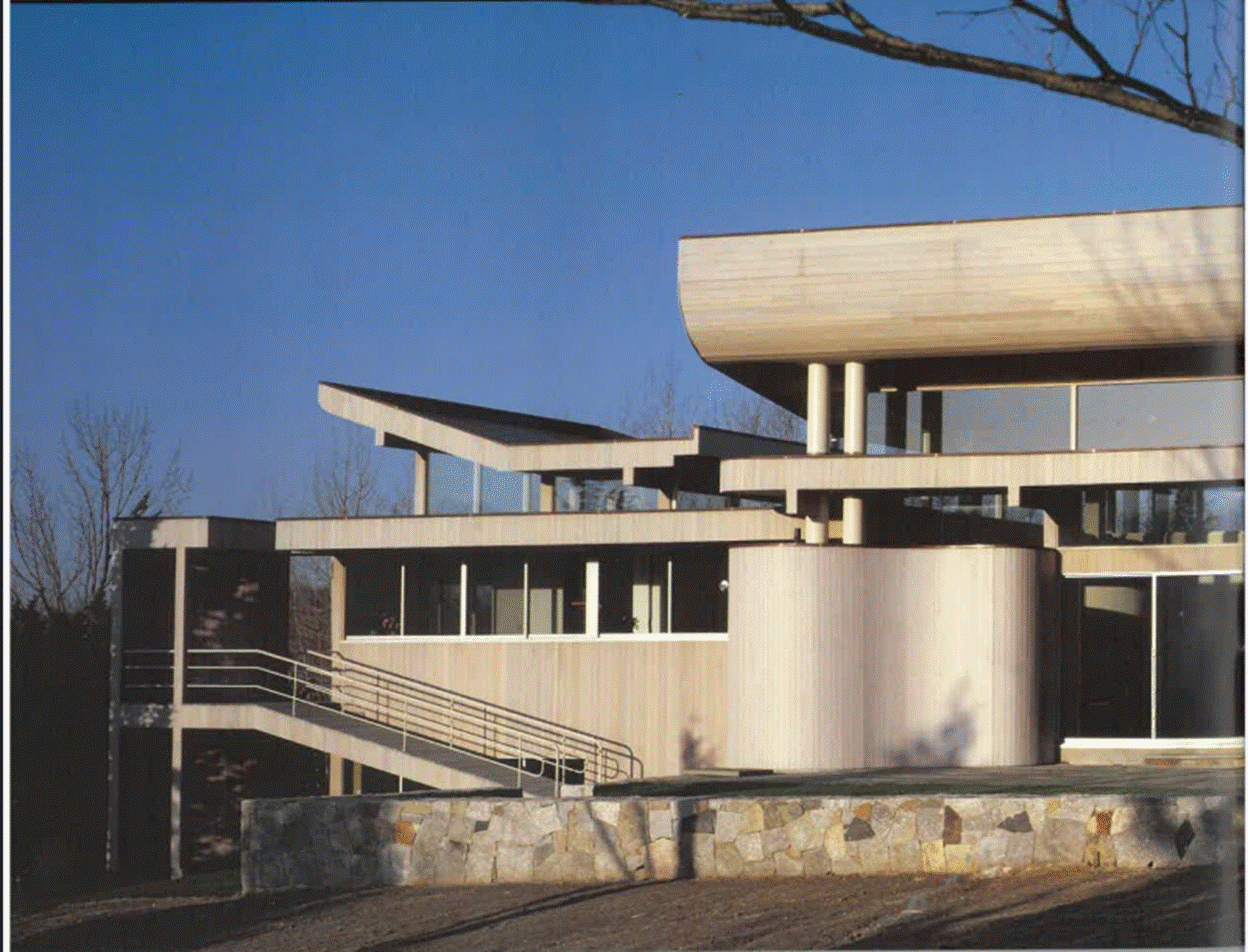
[679,206,1243,364]
[338,640,727,780]
[727,545,1060,771]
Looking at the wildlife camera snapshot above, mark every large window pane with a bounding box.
[940,387,1070,454]
[1078,379,1243,450]
[1076,485,1243,545]
[344,555,401,636]
[403,554,461,635]
[1156,574,1244,738]
[1077,579,1151,738]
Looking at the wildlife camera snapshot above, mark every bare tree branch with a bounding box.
[574,0,1243,145]
[11,402,192,615]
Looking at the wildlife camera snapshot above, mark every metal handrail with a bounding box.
[128,646,642,788]
[308,649,643,780]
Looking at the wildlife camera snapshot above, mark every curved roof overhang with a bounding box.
[679,205,1243,409]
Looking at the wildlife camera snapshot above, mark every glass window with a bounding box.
[1075,485,1243,545]
[344,555,401,636]
[940,387,1070,454]
[403,555,461,635]
[1156,574,1244,738]
[1076,579,1152,738]
[1078,379,1243,450]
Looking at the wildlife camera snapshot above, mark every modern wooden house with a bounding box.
[109,205,1244,877]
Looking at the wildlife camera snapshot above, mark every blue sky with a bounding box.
[10,2,1243,517]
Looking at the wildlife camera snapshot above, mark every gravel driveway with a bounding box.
[12,865,1242,951]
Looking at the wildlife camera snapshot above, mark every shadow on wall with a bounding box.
[680,715,716,772]
[889,683,976,768]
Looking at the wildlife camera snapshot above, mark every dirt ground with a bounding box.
[11,865,1243,951]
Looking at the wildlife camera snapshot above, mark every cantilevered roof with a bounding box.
[323,383,626,445]
[318,382,801,483]
[678,205,1243,408]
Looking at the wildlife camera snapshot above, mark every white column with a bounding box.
[170,545,187,880]
[459,562,469,636]
[806,363,830,455]
[805,363,831,544]
[842,361,867,546]
[471,463,483,514]
[585,560,600,637]
[1069,383,1079,451]
[413,449,430,516]
[521,474,532,513]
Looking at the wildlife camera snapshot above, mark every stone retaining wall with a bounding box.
[241,792,1243,894]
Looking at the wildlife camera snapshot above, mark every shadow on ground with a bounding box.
[843,865,1244,949]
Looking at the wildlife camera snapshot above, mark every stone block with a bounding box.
[761,826,790,856]
[648,809,675,842]
[716,841,745,877]
[857,838,892,873]
[845,817,874,842]
[495,845,535,881]
[1113,829,1174,868]
[802,848,831,876]
[916,807,943,842]
[742,857,776,876]
[1003,831,1036,869]
[887,813,917,845]
[447,814,476,845]
[433,844,468,885]
[920,840,946,873]
[617,803,648,855]
[715,809,743,843]
[763,803,788,830]
[413,813,451,852]
[594,848,632,882]
[787,817,819,852]
[942,806,962,845]
[1035,817,1086,864]
[532,804,562,836]
[465,800,494,822]
[775,849,804,877]
[825,821,847,859]
[650,838,678,879]
[945,844,974,874]
[803,808,836,835]
[739,803,765,835]
[564,851,597,883]
[1084,834,1116,869]
[589,800,621,826]
[393,820,418,845]
[466,843,496,883]
[693,833,716,875]
[891,841,922,873]
[738,832,764,862]
[500,809,542,847]
[972,830,1010,869]
[852,802,874,822]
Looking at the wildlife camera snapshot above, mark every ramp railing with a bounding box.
[123,647,641,793]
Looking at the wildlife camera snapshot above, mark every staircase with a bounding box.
[122,647,643,796]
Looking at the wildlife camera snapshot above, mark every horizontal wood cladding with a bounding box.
[679,206,1243,364]
[727,545,1060,770]
[275,507,799,552]
[338,640,727,781]
[722,445,1243,497]
[1060,543,1244,575]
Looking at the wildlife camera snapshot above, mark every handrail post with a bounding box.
[595,741,602,785]
[291,660,298,717]
[449,700,456,750]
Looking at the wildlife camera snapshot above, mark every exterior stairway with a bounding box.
[123,647,642,796]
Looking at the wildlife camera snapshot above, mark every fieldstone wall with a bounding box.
[241,792,1243,894]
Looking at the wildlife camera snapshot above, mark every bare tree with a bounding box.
[617,354,699,439]
[289,432,409,657]
[713,391,806,443]
[11,402,192,616]
[578,0,1243,145]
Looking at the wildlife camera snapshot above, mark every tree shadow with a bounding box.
[842,864,1243,949]
[889,682,976,768]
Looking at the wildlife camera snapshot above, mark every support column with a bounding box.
[920,390,943,454]
[471,462,483,514]
[328,754,344,796]
[804,363,831,544]
[585,560,600,637]
[459,562,469,635]
[842,361,867,546]
[352,761,363,795]
[521,473,533,513]
[106,545,124,873]
[413,448,430,516]
[170,545,187,880]
[539,476,556,512]
[330,557,346,651]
